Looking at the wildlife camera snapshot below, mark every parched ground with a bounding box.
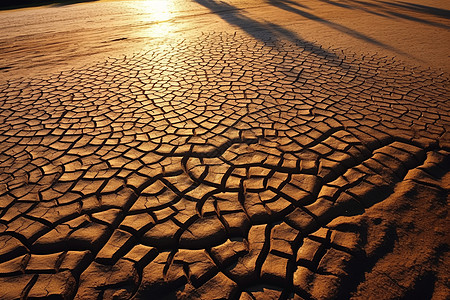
[0,32,448,299]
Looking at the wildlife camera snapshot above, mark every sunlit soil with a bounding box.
[0,1,449,299]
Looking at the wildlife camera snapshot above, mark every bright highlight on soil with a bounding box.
[140,0,174,35]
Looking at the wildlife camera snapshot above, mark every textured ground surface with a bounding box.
[0,32,449,299]
[1,0,450,81]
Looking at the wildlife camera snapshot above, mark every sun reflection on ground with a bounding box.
[142,0,171,22]
[139,0,174,36]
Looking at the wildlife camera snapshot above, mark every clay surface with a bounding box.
[0,1,449,299]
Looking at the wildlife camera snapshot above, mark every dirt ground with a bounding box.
[0,1,449,299]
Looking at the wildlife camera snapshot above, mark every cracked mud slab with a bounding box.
[0,33,449,299]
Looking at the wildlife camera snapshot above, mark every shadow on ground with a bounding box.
[192,0,341,62]
[192,0,449,63]
[0,0,98,10]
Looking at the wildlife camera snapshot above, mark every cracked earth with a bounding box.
[0,32,449,299]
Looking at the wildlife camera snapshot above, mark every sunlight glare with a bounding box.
[140,0,174,36]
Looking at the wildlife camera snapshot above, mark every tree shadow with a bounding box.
[192,0,426,61]
[375,1,450,29]
[265,0,409,55]
[0,0,98,11]
[381,1,450,19]
[338,0,450,29]
[191,0,341,62]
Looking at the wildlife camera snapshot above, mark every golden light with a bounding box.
[142,0,171,22]
[139,0,174,36]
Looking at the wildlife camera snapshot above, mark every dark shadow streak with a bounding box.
[265,0,408,56]
[386,1,450,19]
[387,10,450,30]
[339,0,390,18]
[315,0,353,9]
[0,0,97,10]
[191,0,341,62]
[274,0,310,9]
[341,0,450,29]
[344,0,383,9]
